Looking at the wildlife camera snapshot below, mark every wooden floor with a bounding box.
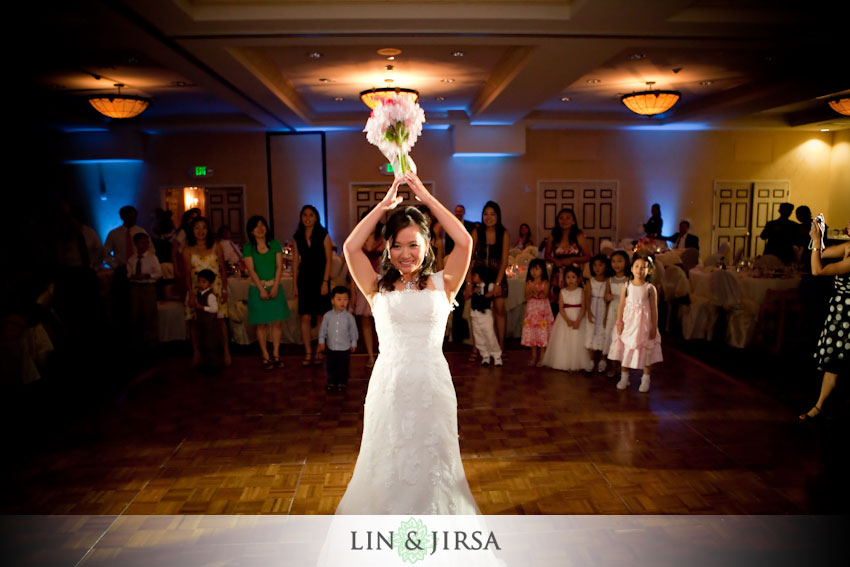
[2,342,847,515]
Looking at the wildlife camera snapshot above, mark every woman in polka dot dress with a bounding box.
[800,219,850,421]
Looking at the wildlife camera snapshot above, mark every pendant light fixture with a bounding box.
[621,81,680,116]
[88,83,150,119]
[827,97,850,116]
[360,87,419,110]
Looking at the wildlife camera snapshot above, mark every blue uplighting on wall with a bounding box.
[69,159,145,241]
[626,122,710,132]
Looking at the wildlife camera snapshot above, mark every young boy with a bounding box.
[127,232,162,356]
[195,269,221,371]
[318,286,358,391]
[470,265,503,366]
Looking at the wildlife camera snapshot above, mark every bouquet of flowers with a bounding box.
[364,94,426,179]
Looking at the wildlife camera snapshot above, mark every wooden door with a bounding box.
[206,187,246,245]
[750,181,791,257]
[538,180,618,253]
[350,182,435,227]
[712,181,752,258]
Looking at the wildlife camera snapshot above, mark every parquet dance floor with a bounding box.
[2,345,846,516]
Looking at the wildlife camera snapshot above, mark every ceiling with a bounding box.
[25,0,850,133]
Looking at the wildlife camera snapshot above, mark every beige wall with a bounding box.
[104,128,845,252]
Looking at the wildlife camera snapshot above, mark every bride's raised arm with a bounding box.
[402,172,472,299]
[343,176,404,302]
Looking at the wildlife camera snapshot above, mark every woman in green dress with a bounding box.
[243,215,290,369]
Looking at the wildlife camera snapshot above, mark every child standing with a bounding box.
[521,258,554,367]
[540,266,591,371]
[604,251,630,378]
[470,266,503,366]
[127,233,162,356]
[585,254,612,373]
[609,256,663,392]
[318,286,359,391]
[195,269,221,371]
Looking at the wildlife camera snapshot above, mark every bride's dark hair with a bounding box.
[378,206,436,292]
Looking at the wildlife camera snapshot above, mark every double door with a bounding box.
[537,180,618,253]
[712,180,791,259]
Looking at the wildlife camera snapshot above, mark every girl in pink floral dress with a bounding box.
[522,259,555,366]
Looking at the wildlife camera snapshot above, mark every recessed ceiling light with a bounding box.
[170,81,187,87]
[435,96,445,101]
[318,78,332,83]
[628,53,646,60]
[700,80,713,86]
[334,97,344,102]
[452,51,465,57]
[308,51,323,59]
[821,128,830,132]
[561,97,570,102]
[441,78,455,83]
[386,56,395,61]
[586,79,600,84]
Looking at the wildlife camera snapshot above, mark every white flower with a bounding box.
[363,94,426,176]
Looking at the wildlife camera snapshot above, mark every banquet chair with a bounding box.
[708,269,759,348]
[157,300,188,342]
[753,254,783,271]
[681,269,719,340]
[753,288,804,353]
[661,265,690,333]
[732,247,745,265]
[680,248,700,273]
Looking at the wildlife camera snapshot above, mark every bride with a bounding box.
[336,171,480,514]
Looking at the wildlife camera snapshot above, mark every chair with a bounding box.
[708,270,759,348]
[753,288,804,353]
[681,270,719,341]
[732,247,745,265]
[680,248,700,273]
[753,254,783,271]
[661,265,690,333]
[157,300,188,342]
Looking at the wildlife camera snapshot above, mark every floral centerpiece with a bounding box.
[364,94,426,179]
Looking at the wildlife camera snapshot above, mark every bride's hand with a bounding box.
[402,172,431,203]
[379,177,405,211]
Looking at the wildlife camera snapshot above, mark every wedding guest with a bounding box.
[643,204,664,238]
[293,205,332,366]
[446,204,475,344]
[243,215,289,369]
[760,202,798,263]
[104,206,148,268]
[183,216,231,367]
[466,201,510,351]
[799,219,850,421]
[668,220,699,250]
[217,225,243,266]
[171,208,201,293]
[318,286,358,392]
[349,209,383,367]
[545,208,591,312]
[127,233,162,355]
[794,205,813,269]
[512,223,534,249]
[194,269,222,372]
[151,208,176,263]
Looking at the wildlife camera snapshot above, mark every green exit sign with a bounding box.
[191,166,214,178]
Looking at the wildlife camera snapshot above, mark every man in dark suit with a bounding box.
[760,202,798,263]
[445,204,477,342]
[668,220,699,250]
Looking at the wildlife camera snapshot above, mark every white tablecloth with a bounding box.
[227,277,302,345]
[689,268,801,306]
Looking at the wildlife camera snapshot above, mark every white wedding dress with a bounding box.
[335,271,481,514]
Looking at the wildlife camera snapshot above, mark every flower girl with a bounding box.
[604,251,630,378]
[521,258,554,366]
[540,265,591,371]
[608,256,663,392]
[584,254,612,373]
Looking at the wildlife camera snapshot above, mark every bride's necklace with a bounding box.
[402,274,420,291]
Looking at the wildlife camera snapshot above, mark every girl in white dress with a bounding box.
[541,266,591,372]
[584,254,611,373]
[604,251,630,378]
[337,171,479,514]
[609,256,663,392]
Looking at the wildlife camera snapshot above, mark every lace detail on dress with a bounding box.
[334,271,480,515]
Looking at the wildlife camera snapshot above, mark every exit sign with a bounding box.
[378,162,394,176]
[191,166,214,177]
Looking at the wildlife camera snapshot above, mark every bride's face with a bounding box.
[389,225,427,275]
